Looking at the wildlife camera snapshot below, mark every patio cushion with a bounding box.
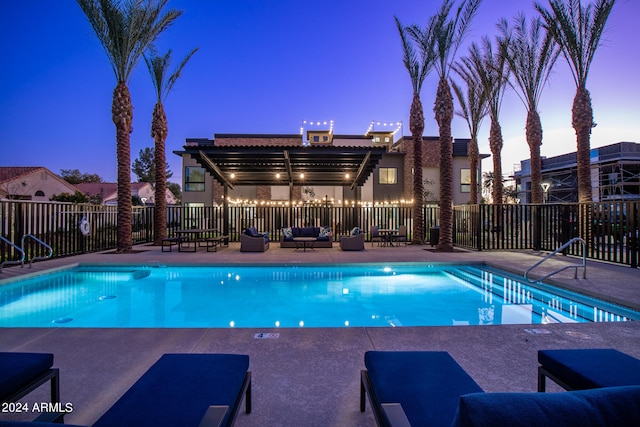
[318,226,331,240]
[364,351,482,427]
[451,385,640,427]
[538,348,640,389]
[93,353,249,427]
[351,227,361,236]
[245,227,259,237]
[281,227,293,240]
[0,352,54,401]
[300,227,319,237]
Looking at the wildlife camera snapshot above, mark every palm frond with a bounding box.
[499,13,560,110]
[535,0,615,86]
[396,17,432,94]
[77,0,183,83]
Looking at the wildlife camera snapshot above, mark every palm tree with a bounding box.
[394,16,435,245]
[145,47,198,245]
[451,60,489,205]
[535,0,616,203]
[458,37,509,206]
[77,0,182,252]
[498,14,560,204]
[410,0,481,251]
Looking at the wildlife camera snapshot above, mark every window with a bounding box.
[35,190,45,197]
[374,136,380,143]
[185,167,205,192]
[384,137,390,143]
[460,169,471,193]
[379,168,397,184]
[313,135,319,142]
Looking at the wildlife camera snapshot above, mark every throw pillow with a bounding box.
[351,227,361,236]
[281,227,293,239]
[319,226,331,238]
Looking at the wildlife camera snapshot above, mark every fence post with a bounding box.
[533,205,542,251]
[476,205,483,251]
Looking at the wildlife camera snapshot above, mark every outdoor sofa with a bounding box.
[240,227,269,252]
[279,226,332,248]
[360,350,640,427]
[0,353,251,427]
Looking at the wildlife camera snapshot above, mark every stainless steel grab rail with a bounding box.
[21,234,54,268]
[0,236,26,272]
[524,237,587,283]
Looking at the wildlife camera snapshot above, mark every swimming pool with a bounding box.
[0,263,637,328]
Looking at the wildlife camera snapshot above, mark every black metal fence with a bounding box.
[1,200,637,268]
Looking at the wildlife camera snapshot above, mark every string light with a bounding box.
[300,119,334,136]
[365,120,403,136]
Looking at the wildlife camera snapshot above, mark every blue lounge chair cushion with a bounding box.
[92,353,249,427]
[245,227,260,237]
[538,348,640,389]
[451,385,640,427]
[364,351,483,427]
[0,352,54,401]
[0,423,86,427]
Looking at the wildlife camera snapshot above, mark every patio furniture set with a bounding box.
[2,348,638,426]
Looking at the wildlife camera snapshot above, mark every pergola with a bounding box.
[177,143,388,232]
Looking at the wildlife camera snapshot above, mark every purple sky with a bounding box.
[1,0,638,185]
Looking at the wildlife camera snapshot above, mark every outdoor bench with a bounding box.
[205,235,229,252]
[161,236,186,252]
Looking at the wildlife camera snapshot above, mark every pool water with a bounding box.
[0,263,637,328]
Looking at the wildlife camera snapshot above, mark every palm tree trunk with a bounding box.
[572,86,593,203]
[468,137,479,204]
[527,110,543,204]
[434,77,454,252]
[489,119,503,205]
[112,81,133,252]
[152,102,168,245]
[410,93,425,245]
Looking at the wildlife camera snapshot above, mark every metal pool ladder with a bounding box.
[21,234,54,268]
[524,237,587,283]
[0,236,25,272]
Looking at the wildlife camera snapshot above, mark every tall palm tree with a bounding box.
[535,0,616,203]
[410,0,482,251]
[498,14,560,204]
[451,60,489,204]
[77,0,182,252]
[395,16,435,245]
[459,37,509,205]
[145,47,198,245]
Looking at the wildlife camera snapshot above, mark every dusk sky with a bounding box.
[1,0,638,186]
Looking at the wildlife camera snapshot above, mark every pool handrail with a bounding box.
[21,234,54,268]
[0,235,26,272]
[524,237,587,283]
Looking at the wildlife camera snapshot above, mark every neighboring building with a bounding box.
[175,124,488,208]
[75,182,178,205]
[0,167,80,201]
[514,141,640,203]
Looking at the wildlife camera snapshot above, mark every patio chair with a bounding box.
[392,225,407,246]
[340,233,365,251]
[370,225,382,246]
[0,352,62,423]
[537,348,640,391]
[360,351,483,426]
[360,351,640,427]
[0,354,251,427]
[240,227,269,252]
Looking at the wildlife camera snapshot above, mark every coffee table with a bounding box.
[293,237,316,252]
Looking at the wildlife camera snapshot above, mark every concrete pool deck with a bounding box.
[1,243,639,426]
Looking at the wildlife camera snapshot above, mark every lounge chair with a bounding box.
[361,351,483,426]
[361,350,640,427]
[0,352,61,423]
[0,353,251,427]
[538,348,640,391]
[340,233,365,251]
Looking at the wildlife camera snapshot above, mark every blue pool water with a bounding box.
[0,263,637,328]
